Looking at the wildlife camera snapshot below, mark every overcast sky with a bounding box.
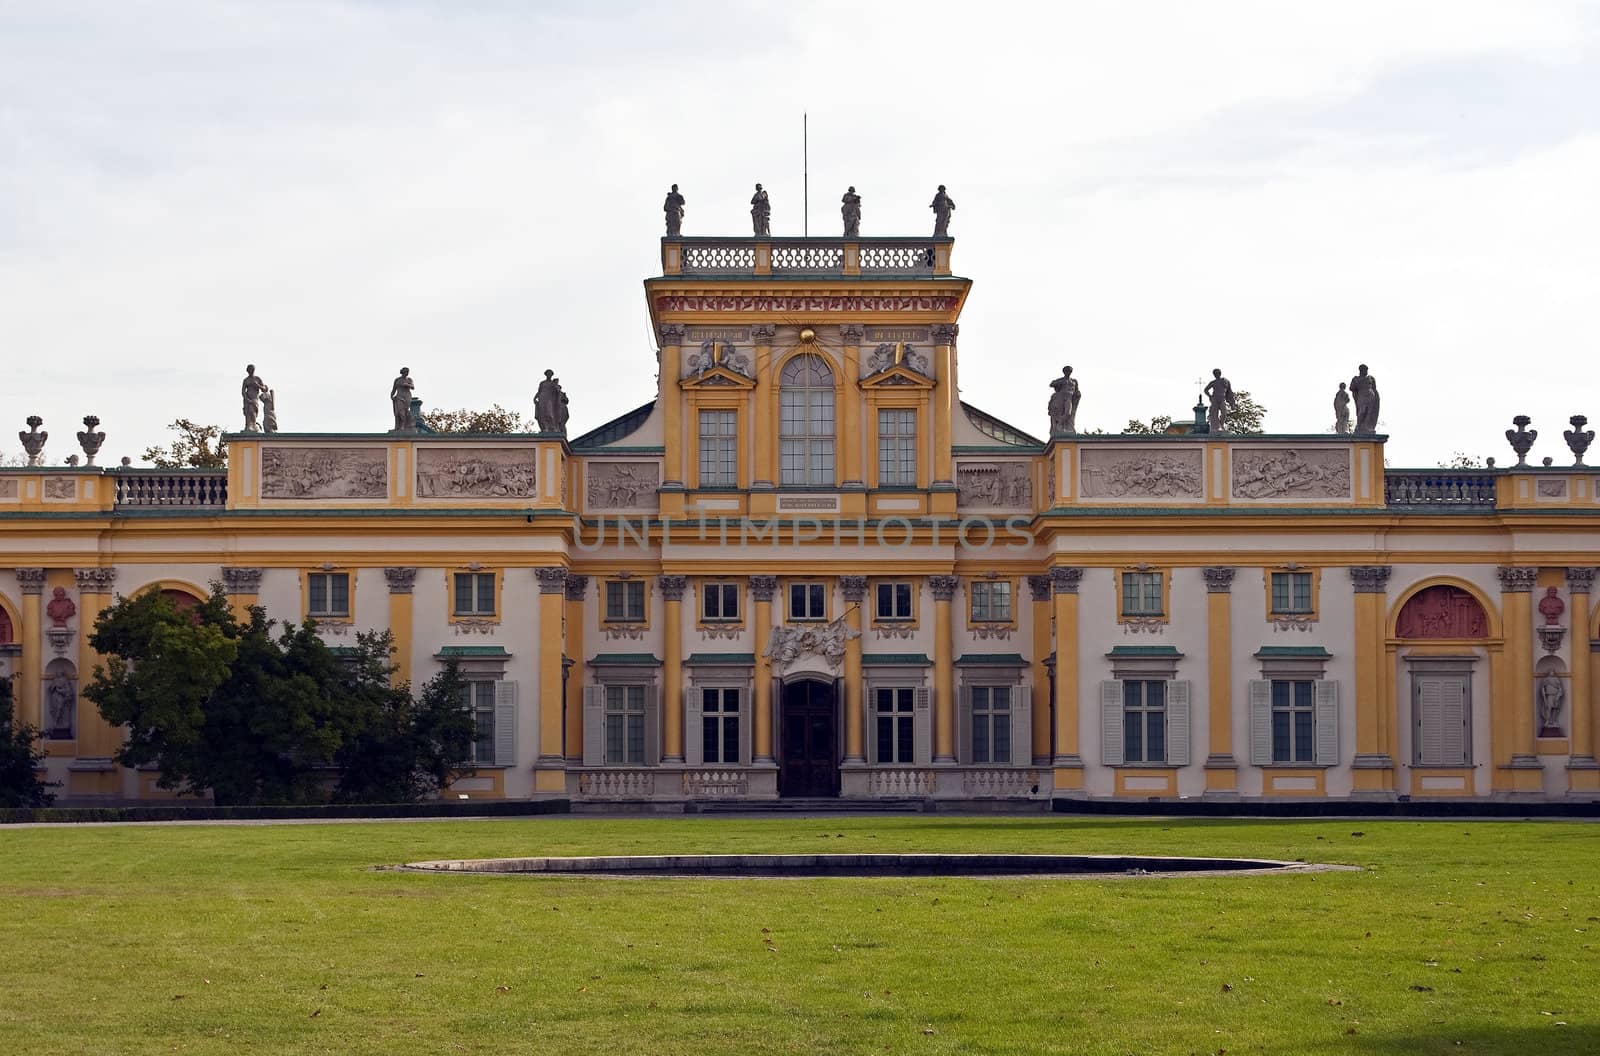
[4,1,1598,467]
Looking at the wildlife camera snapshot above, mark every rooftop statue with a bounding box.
[535,369,570,434]
[841,186,861,238]
[77,415,105,466]
[930,184,955,238]
[663,183,685,238]
[262,387,279,434]
[750,183,770,238]
[241,365,268,432]
[1048,365,1080,435]
[1203,368,1236,434]
[1333,382,1351,434]
[1351,364,1380,434]
[1506,415,1536,466]
[390,367,415,432]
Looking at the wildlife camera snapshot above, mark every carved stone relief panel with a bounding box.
[1537,479,1569,498]
[261,447,387,499]
[416,448,537,498]
[1396,585,1489,639]
[43,478,76,500]
[1231,448,1351,500]
[0,479,17,499]
[586,462,661,509]
[1080,448,1203,500]
[956,462,1032,508]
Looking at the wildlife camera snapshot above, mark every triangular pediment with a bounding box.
[682,366,756,390]
[861,365,935,390]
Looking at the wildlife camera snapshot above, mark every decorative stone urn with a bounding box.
[19,416,47,466]
[1564,415,1593,467]
[76,416,105,466]
[1505,416,1536,467]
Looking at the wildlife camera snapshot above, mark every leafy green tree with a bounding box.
[426,405,526,434]
[1121,390,1267,435]
[0,676,57,807]
[334,658,475,803]
[1438,452,1485,469]
[142,419,228,468]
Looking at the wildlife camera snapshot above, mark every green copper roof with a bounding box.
[955,653,1028,666]
[685,653,756,665]
[571,401,656,450]
[1106,646,1183,657]
[436,646,512,658]
[1253,646,1332,658]
[588,652,662,666]
[861,653,932,666]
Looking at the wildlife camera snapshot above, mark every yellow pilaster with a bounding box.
[1566,568,1598,790]
[931,575,958,763]
[659,325,684,488]
[753,324,777,489]
[378,569,413,689]
[930,325,956,506]
[15,570,45,729]
[221,566,262,624]
[534,568,569,791]
[1496,566,1543,792]
[840,330,863,488]
[751,576,777,764]
[1049,567,1084,790]
[841,576,866,763]
[71,567,122,795]
[1350,566,1395,794]
[564,575,588,764]
[1028,575,1053,764]
[1203,567,1237,794]
[660,575,686,764]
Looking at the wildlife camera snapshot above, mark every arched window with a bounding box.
[161,589,203,624]
[780,354,835,486]
[0,605,12,644]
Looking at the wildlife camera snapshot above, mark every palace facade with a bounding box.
[3,232,1597,805]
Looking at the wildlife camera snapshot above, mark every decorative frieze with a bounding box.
[654,295,959,315]
[1496,566,1538,593]
[1349,566,1392,594]
[956,462,1031,508]
[43,478,76,500]
[1202,567,1236,593]
[221,567,264,595]
[657,575,688,601]
[1231,449,1351,500]
[15,568,46,595]
[1080,449,1203,500]
[73,567,117,593]
[929,575,960,602]
[1050,567,1083,595]
[535,567,569,594]
[383,567,417,595]
[261,447,387,499]
[586,462,660,509]
[416,449,537,498]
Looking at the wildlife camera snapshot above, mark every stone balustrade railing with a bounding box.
[1383,471,1498,508]
[681,769,748,798]
[961,769,1043,798]
[673,237,945,278]
[577,769,655,799]
[868,768,935,798]
[112,470,228,509]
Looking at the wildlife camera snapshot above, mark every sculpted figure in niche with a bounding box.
[1539,673,1564,734]
[1048,366,1080,435]
[390,368,415,432]
[1333,383,1351,434]
[750,183,771,238]
[1203,368,1236,434]
[930,185,955,238]
[241,365,267,432]
[47,671,75,737]
[663,183,685,237]
[1351,364,1380,434]
[841,186,861,238]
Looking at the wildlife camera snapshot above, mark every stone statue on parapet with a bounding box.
[1351,364,1380,434]
[77,416,105,466]
[390,367,416,432]
[841,186,861,238]
[241,365,267,432]
[1333,382,1351,434]
[930,185,955,238]
[750,183,771,238]
[1048,365,1081,435]
[262,387,279,433]
[663,183,685,238]
[1203,368,1236,434]
[535,369,569,434]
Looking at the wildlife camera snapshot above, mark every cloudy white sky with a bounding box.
[3,0,1598,467]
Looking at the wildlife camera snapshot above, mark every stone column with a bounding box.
[839,325,864,489]
[750,575,778,764]
[72,568,119,789]
[930,325,958,494]
[1349,565,1395,795]
[1027,574,1053,765]
[1498,566,1543,791]
[15,569,45,729]
[380,568,416,688]
[659,324,685,489]
[563,575,589,765]
[1050,567,1084,792]
[930,574,960,763]
[752,324,778,489]
[840,575,867,763]
[659,574,688,764]
[1202,567,1238,795]
[534,567,568,791]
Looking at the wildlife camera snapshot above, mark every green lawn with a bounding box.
[2,815,1595,1055]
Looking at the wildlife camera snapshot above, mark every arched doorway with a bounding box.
[779,678,838,797]
[1394,583,1493,769]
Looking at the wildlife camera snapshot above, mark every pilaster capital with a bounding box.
[1202,567,1236,593]
[931,323,958,345]
[564,574,590,602]
[1050,566,1084,595]
[382,567,417,595]
[749,574,778,601]
[839,324,864,343]
[657,574,688,601]
[1565,567,1595,594]
[1348,566,1392,594]
[1496,566,1538,594]
[928,574,960,601]
[535,567,569,594]
[839,575,868,602]
[15,568,46,595]
[73,567,117,593]
[659,324,685,344]
[1026,574,1053,602]
[750,324,777,342]
[221,567,264,595]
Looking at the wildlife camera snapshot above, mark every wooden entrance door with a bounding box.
[779,679,838,797]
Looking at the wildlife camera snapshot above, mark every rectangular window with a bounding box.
[1121,680,1167,764]
[788,583,826,621]
[1270,572,1314,614]
[604,684,647,764]
[1270,679,1315,763]
[456,680,497,764]
[877,408,917,486]
[307,572,350,618]
[1121,572,1164,617]
[970,685,1012,764]
[605,580,646,622]
[970,581,1013,623]
[700,687,741,764]
[874,581,913,622]
[876,687,916,763]
[698,409,738,487]
[453,572,496,616]
[701,582,740,622]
